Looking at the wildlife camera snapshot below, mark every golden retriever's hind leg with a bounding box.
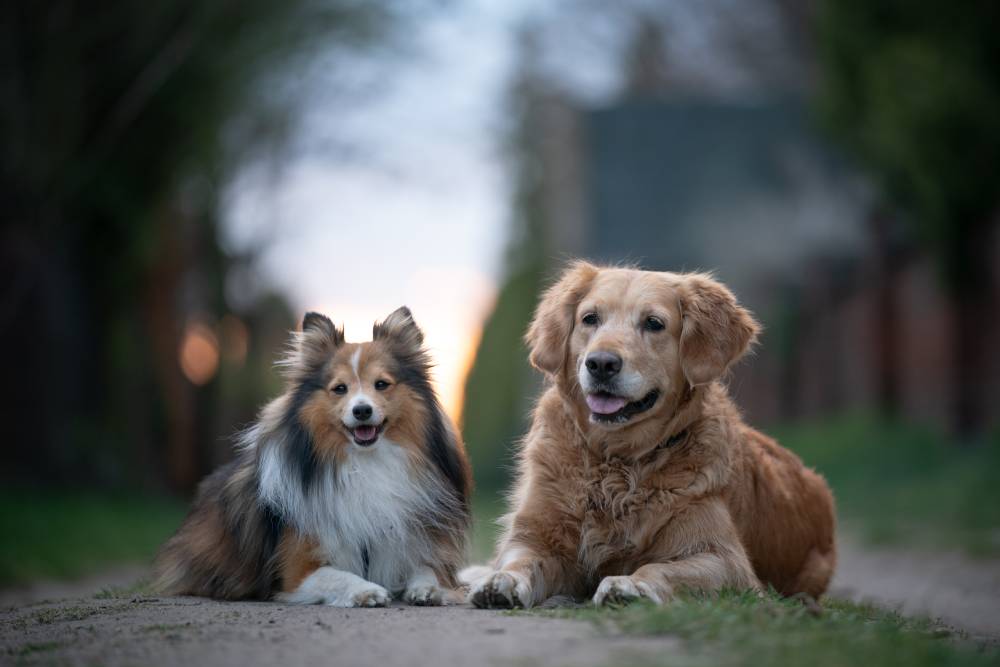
[790,546,836,599]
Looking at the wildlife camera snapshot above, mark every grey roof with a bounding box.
[582,98,836,273]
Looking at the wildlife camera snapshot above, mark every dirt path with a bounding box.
[831,537,1000,640]
[1,596,678,667]
[3,537,1000,666]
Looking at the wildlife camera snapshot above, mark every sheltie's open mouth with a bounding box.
[585,389,660,424]
[350,421,385,447]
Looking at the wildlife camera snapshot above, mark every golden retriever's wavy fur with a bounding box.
[468,262,836,607]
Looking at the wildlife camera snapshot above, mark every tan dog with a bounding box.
[466,262,836,607]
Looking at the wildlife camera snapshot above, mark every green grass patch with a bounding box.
[773,414,1000,554]
[0,489,185,586]
[139,622,190,634]
[93,578,154,599]
[470,493,507,563]
[532,590,997,667]
[8,641,61,658]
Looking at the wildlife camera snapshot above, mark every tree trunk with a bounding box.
[143,203,199,494]
[869,206,901,416]
[952,221,997,439]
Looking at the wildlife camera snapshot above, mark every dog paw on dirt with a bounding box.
[469,571,532,609]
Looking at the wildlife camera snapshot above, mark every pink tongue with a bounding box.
[586,393,628,415]
[354,425,377,441]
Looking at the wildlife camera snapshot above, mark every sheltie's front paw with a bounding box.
[468,571,531,609]
[592,576,662,606]
[277,567,391,608]
[404,583,446,606]
[349,584,391,608]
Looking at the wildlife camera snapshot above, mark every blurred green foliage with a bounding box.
[539,590,997,667]
[817,0,1000,434]
[777,415,1000,554]
[1,1,417,491]
[460,41,552,496]
[818,0,1000,288]
[469,494,507,563]
[0,491,184,586]
[462,263,542,493]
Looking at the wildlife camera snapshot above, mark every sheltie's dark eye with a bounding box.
[644,316,665,332]
[374,379,391,391]
[581,312,600,326]
[332,383,348,395]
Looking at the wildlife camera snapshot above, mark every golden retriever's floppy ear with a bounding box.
[677,274,759,386]
[373,306,424,354]
[525,260,600,376]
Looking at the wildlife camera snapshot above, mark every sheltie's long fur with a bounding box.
[154,307,471,606]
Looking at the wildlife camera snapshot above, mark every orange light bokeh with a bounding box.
[179,322,220,386]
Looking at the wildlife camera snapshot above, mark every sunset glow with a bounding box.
[304,267,496,423]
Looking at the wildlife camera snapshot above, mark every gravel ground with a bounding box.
[2,536,999,666]
[0,596,678,667]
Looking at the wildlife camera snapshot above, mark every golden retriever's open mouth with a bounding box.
[585,389,660,423]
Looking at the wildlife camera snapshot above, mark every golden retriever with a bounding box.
[466,262,836,607]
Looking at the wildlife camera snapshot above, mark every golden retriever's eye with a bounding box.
[332,383,348,395]
[374,379,391,391]
[645,316,665,332]
[582,312,600,326]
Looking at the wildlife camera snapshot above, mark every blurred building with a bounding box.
[527,75,871,425]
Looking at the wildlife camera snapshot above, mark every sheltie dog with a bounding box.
[465,262,835,608]
[155,307,471,607]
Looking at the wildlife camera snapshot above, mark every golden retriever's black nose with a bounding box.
[352,403,373,421]
[585,351,622,381]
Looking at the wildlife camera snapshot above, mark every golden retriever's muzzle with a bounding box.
[581,351,660,424]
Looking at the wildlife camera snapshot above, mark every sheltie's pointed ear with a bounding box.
[373,306,424,353]
[297,311,343,367]
[677,274,759,387]
[302,312,339,339]
[525,260,599,376]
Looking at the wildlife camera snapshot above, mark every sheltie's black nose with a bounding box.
[352,403,373,421]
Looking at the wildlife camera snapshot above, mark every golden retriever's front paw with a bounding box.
[468,571,532,609]
[593,576,662,606]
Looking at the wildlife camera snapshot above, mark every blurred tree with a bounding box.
[817,0,1000,436]
[0,1,415,492]
[461,27,548,495]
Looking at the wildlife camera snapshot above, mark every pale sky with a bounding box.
[223,1,542,419]
[220,1,769,419]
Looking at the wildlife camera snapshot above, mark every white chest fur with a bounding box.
[257,438,440,593]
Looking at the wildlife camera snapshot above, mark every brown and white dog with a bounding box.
[155,307,471,607]
[465,262,836,607]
